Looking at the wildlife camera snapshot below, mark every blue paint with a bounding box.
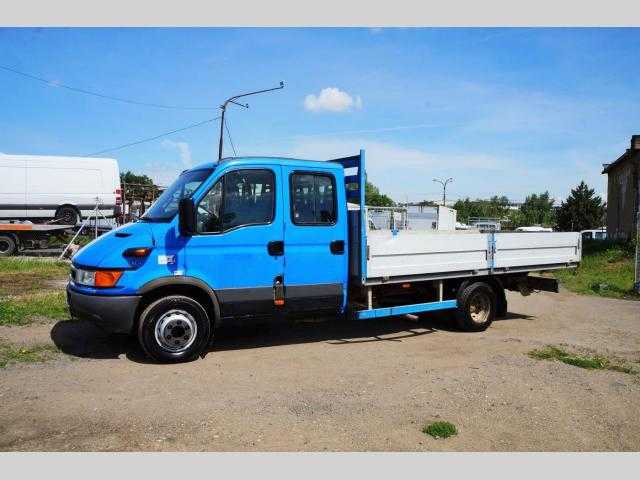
[359,150,367,285]
[355,300,458,320]
[70,155,351,315]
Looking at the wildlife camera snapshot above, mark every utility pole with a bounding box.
[433,177,453,206]
[218,82,285,160]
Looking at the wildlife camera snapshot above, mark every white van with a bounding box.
[0,154,121,225]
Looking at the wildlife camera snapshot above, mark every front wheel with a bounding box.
[137,295,212,363]
[455,282,496,332]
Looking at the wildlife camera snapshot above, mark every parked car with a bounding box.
[580,228,607,241]
[0,154,121,225]
[516,226,553,232]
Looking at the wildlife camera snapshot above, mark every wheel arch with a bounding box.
[454,276,507,318]
[137,277,222,329]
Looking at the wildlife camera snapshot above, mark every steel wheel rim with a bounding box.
[154,309,198,353]
[61,210,75,224]
[469,291,490,324]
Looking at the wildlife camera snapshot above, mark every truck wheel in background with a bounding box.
[55,206,79,225]
[455,282,496,332]
[137,295,212,363]
[0,234,18,257]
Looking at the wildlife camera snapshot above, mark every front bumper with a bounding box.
[66,285,141,334]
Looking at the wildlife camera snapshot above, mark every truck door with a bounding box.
[186,166,284,319]
[281,167,348,315]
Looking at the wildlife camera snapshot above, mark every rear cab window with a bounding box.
[290,172,337,225]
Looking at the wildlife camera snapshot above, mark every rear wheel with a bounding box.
[137,295,212,363]
[0,234,17,257]
[456,282,496,332]
[55,206,79,225]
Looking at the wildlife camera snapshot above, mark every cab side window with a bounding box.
[290,173,336,225]
[197,169,275,233]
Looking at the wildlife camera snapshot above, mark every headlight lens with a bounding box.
[75,268,96,286]
[73,268,122,288]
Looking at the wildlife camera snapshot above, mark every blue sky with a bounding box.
[1,27,638,203]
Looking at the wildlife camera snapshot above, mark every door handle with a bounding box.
[330,240,345,254]
[268,240,284,256]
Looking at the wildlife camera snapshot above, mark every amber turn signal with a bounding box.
[123,247,152,258]
[94,270,123,288]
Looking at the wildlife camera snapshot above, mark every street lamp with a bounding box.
[433,177,453,206]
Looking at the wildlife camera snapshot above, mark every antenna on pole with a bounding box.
[218,81,285,160]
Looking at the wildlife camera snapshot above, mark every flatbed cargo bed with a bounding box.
[332,151,581,288]
[361,229,580,285]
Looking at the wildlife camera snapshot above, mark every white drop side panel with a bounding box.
[367,230,489,278]
[493,232,580,268]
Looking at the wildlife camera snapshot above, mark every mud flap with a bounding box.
[524,276,559,293]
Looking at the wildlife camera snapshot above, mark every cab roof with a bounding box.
[188,156,345,172]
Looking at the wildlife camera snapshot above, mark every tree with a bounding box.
[556,181,605,232]
[518,191,555,227]
[119,171,160,216]
[365,181,395,207]
[453,196,510,223]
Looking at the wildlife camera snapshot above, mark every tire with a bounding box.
[0,234,17,257]
[137,295,212,363]
[55,206,79,225]
[455,282,496,332]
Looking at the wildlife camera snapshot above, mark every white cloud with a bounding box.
[143,159,180,187]
[304,87,362,113]
[161,139,193,168]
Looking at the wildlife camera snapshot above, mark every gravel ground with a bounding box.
[0,289,639,451]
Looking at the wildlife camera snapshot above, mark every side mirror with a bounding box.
[178,198,196,236]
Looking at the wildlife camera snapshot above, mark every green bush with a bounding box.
[422,421,458,439]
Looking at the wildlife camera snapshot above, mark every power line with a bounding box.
[85,116,220,157]
[0,64,216,111]
[224,119,238,157]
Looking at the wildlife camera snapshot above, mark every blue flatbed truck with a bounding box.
[67,150,580,362]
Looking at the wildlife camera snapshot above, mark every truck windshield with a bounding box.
[141,169,213,222]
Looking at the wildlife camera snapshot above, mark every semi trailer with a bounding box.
[66,150,581,362]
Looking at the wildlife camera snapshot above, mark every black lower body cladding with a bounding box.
[66,285,141,334]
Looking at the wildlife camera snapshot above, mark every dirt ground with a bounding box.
[1,289,639,451]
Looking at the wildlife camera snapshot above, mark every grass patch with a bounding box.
[0,258,69,297]
[0,339,59,368]
[422,421,458,439]
[46,233,95,248]
[528,345,637,375]
[0,257,69,274]
[0,291,69,326]
[553,240,639,300]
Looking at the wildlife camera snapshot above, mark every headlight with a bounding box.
[73,268,123,288]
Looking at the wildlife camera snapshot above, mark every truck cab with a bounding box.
[67,156,349,362]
